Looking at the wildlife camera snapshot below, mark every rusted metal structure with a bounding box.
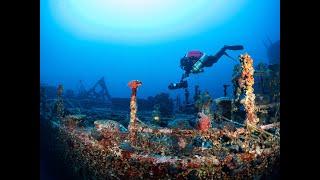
[128,80,142,146]
[45,53,280,179]
[87,77,112,103]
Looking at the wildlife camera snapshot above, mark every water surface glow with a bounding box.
[49,0,246,43]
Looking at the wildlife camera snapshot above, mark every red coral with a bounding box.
[222,154,238,170]
[197,112,211,132]
[122,151,132,159]
[238,152,255,162]
[187,161,201,168]
[128,80,142,89]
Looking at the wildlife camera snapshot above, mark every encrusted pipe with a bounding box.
[56,84,64,119]
[239,54,259,129]
[128,80,142,145]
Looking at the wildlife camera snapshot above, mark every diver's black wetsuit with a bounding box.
[202,45,244,67]
[181,45,243,78]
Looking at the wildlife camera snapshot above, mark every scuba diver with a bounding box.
[168,45,244,90]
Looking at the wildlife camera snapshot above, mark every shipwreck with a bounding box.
[41,53,280,179]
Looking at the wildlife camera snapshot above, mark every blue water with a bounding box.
[40,0,279,99]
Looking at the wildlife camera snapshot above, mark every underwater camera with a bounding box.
[168,80,188,90]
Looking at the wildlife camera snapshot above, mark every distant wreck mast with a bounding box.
[56,84,64,119]
[128,80,142,145]
[239,54,259,129]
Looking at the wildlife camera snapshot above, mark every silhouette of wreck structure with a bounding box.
[75,77,112,108]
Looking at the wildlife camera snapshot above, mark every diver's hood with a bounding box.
[185,51,204,59]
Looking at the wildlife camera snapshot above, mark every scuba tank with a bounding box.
[191,54,208,73]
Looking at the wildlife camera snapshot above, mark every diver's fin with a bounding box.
[224,52,238,62]
[224,45,244,51]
